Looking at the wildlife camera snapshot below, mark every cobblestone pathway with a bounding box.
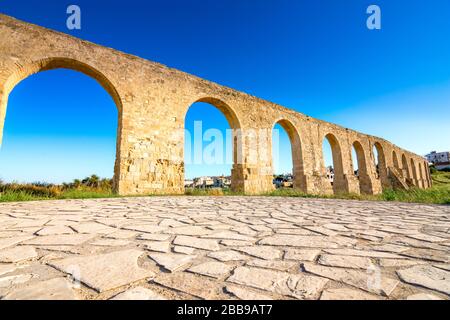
[0,197,449,300]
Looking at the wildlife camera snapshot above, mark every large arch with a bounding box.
[272,119,305,191]
[352,140,371,194]
[323,133,345,194]
[0,57,123,191]
[183,97,242,192]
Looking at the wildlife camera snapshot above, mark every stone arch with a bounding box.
[402,154,411,180]
[410,158,418,185]
[183,97,242,191]
[373,142,388,185]
[272,118,306,191]
[0,57,124,192]
[392,150,400,171]
[323,133,345,194]
[352,140,371,194]
[418,162,424,185]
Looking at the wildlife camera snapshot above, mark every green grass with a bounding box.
[1,172,449,204]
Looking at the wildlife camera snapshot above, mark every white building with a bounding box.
[426,151,450,170]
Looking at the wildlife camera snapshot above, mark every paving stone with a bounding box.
[105,230,138,239]
[48,249,154,292]
[0,236,34,250]
[225,285,273,300]
[70,222,116,234]
[234,246,282,260]
[303,262,399,296]
[122,225,166,234]
[318,255,372,269]
[220,240,254,247]
[166,226,212,236]
[323,248,404,259]
[320,288,380,300]
[137,233,171,241]
[246,259,296,271]
[36,226,75,236]
[0,264,18,276]
[173,246,196,255]
[227,266,328,299]
[2,278,77,300]
[188,261,233,279]
[23,234,95,246]
[110,286,166,300]
[397,265,450,295]
[149,253,195,272]
[0,273,33,288]
[379,259,426,268]
[153,272,219,299]
[284,249,321,262]
[144,241,171,253]
[173,236,220,251]
[406,293,444,300]
[90,239,132,247]
[208,250,249,262]
[406,234,447,243]
[0,246,38,263]
[259,235,339,248]
[202,231,255,241]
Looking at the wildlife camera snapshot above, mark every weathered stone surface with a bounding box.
[143,241,171,253]
[0,264,18,276]
[246,259,296,271]
[227,267,328,299]
[323,248,403,259]
[173,236,220,251]
[90,239,132,247]
[36,226,75,236]
[110,287,166,300]
[397,265,450,295]
[225,285,273,300]
[188,262,233,279]
[0,273,33,288]
[23,234,94,246]
[153,272,219,299]
[320,288,380,300]
[0,246,38,263]
[0,236,34,250]
[2,278,77,300]
[235,246,282,260]
[149,253,195,272]
[48,249,154,292]
[406,293,444,300]
[318,255,372,269]
[303,263,399,296]
[137,233,171,241]
[173,246,196,255]
[208,250,249,262]
[259,235,339,248]
[284,249,321,261]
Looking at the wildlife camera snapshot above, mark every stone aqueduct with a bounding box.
[0,15,431,196]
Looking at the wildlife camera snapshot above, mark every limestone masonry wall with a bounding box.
[0,15,431,195]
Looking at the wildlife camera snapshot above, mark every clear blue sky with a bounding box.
[0,0,449,183]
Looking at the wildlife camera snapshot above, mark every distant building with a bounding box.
[426,151,450,170]
[326,166,334,184]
